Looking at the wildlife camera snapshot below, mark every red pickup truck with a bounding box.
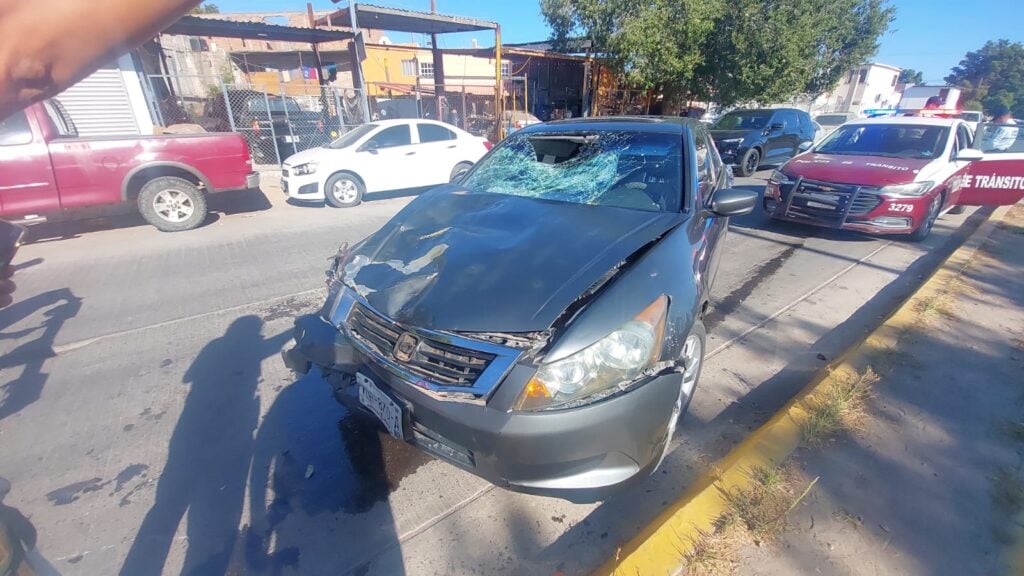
[0,99,258,232]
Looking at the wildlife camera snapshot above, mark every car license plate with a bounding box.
[283,135,300,143]
[356,372,404,440]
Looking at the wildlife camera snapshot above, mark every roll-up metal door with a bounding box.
[57,65,140,136]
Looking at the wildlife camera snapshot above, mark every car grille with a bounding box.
[347,302,494,387]
[780,178,881,224]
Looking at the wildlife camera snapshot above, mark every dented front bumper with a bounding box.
[282,311,684,502]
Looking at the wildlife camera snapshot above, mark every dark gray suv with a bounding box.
[709,108,816,176]
[282,117,757,502]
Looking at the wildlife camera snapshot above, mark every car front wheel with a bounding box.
[908,195,941,242]
[738,148,760,177]
[654,320,706,470]
[325,173,365,208]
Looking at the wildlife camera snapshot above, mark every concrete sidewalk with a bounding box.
[733,204,1024,575]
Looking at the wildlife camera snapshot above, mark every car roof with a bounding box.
[844,116,960,127]
[370,118,451,128]
[521,116,698,134]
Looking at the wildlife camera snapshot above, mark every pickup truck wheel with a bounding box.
[137,177,208,232]
[738,148,760,177]
[654,320,706,471]
[325,173,365,208]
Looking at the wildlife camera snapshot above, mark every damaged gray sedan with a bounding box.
[283,117,757,502]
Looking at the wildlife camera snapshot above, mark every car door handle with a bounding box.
[405,151,416,155]
[446,144,457,149]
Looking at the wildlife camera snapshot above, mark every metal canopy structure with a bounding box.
[315,3,497,33]
[163,15,354,44]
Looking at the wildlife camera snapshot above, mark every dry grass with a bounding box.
[679,466,820,575]
[801,368,879,447]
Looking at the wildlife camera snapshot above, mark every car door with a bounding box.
[415,122,461,185]
[952,121,1024,206]
[762,111,792,163]
[0,107,60,215]
[355,123,417,192]
[695,126,729,292]
[943,123,975,207]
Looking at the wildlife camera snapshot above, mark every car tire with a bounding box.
[137,176,208,232]
[908,194,942,242]
[738,148,760,177]
[450,161,473,183]
[325,173,365,208]
[654,320,707,470]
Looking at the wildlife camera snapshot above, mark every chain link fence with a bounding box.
[145,74,371,168]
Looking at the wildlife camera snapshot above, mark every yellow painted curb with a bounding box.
[593,205,1014,576]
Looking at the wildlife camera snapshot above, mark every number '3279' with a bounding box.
[888,203,914,213]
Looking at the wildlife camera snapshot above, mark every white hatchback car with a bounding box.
[281,119,492,207]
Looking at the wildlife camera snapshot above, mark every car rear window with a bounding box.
[461,130,682,212]
[815,123,949,159]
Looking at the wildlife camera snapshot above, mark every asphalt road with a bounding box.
[0,173,988,575]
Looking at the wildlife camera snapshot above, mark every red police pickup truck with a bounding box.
[0,99,259,232]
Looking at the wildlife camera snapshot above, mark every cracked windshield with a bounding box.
[0,1,1022,575]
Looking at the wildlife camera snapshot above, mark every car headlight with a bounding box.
[514,295,669,411]
[879,181,934,197]
[719,138,742,146]
[292,162,318,176]
[768,169,792,185]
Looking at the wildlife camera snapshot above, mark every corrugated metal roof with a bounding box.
[163,15,354,44]
[316,4,497,34]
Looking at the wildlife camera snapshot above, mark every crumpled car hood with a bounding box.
[342,187,685,333]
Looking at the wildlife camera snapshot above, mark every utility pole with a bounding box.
[430,0,446,121]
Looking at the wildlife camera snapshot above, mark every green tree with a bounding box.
[898,68,923,85]
[800,0,894,106]
[946,40,1024,117]
[542,0,893,108]
[541,0,724,107]
[190,3,220,14]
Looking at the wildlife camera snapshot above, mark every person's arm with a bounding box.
[0,0,199,120]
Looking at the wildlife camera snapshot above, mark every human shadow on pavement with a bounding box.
[0,288,81,421]
[119,316,288,576]
[244,372,429,575]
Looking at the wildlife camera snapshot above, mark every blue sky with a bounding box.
[216,0,1022,84]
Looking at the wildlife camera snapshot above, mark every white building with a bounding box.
[822,63,902,115]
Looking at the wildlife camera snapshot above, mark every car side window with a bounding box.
[0,110,32,146]
[417,123,456,143]
[797,112,813,134]
[957,124,973,151]
[695,129,717,205]
[366,125,412,149]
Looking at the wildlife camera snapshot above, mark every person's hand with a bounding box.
[0,266,15,308]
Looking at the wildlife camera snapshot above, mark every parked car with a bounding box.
[954,110,984,133]
[281,119,491,207]
[814,112,855,139]
[764,117,1024,241]
[709,108,816,176]
[203,89,334,164]
[282,117,757,502]
[0,99,258,232]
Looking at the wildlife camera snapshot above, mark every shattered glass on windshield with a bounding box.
[461,131,682,212]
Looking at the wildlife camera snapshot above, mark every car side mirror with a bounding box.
[359,140,379,153]
[798,140,813,152]
[955,148,983,162]
[451,168,470,184]
[709,188,758,217]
